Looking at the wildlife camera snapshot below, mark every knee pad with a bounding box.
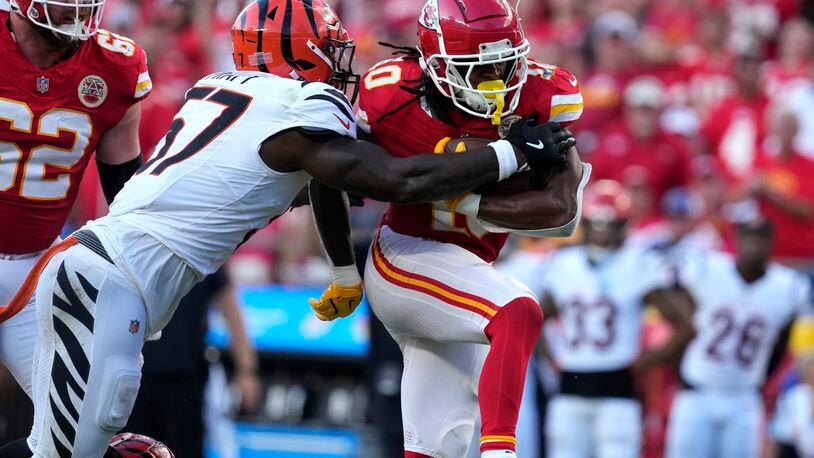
[95,356,141,432]
[486,297,543,341]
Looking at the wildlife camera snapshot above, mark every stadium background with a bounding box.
[1,0,814,457]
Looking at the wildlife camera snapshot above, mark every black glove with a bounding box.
[504,119,576,171]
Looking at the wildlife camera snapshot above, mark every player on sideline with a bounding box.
[354,0,591,456]
[518,180,695,458]
[0,0,577,456]
[0,0,152,452]
[666,218,813,458]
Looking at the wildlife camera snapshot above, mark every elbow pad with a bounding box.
[478,162,592,238]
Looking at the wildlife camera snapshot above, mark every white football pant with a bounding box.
[0,251,42,398]
[666,389,763,458]
[546,395,641,458]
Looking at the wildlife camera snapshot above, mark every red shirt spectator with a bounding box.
[659,8,734,119]
[578,11,640,137]
[755,152,814,259]
[734,109,814,260]
[589,77,693,219]
[700,52,769,179]
[701,94,769,178]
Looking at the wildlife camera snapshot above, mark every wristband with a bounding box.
[489,140,519,181]
[332,265,362,286]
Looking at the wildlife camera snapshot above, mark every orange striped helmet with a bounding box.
[231,0,359,101]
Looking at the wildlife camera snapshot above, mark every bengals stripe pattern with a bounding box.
[47,262,98,457]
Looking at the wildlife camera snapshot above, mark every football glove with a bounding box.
[504,119,576,171]
[309,282,363,321]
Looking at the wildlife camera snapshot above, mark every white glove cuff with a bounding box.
[332,265,362,286]
[455,193,482,217]
[489,140,519,181]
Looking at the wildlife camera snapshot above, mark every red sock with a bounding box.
[405,452,434,458]
[478,297,543,453]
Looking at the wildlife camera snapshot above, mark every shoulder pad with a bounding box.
[93,30,152,101]
[357,58,423,132]
[525,60,583,125]
[294,81,356,138]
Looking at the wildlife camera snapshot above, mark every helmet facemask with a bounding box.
[418,0,530,124]
[325,36,360,105]
[302,23,360,104]
[10,0,105,41]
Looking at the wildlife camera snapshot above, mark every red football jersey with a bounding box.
[358,57,582,262]
[0,11,151,254]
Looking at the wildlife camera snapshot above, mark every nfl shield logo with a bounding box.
[129,320,140,334]
[36,76,49,94]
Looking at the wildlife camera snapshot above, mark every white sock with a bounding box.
[482,450,516,458]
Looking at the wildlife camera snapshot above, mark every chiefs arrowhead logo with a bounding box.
[78,75,108,108]
[498,115,522,139]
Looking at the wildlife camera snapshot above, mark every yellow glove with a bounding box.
[309,282,363,321]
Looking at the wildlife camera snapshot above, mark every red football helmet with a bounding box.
[105,433,174,458]
[417,0,530,123]
[9,0,105,41]
[582,180,633,223]
[231,0,359,102]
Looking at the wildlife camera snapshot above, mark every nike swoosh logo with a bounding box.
[333,113,351,130]
[569,75,578,86]
[526,140,545,150]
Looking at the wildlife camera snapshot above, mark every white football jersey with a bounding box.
[533,244,672,371]
[95,71,356,275]
[679,251,812,389]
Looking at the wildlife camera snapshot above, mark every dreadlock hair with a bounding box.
[376,42,453,124]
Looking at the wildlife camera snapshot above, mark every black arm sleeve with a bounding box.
[97,155,144,204]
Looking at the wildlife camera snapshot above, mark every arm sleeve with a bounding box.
[96,155,144,204]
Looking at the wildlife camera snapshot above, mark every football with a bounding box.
[106,433,175,457]
[443,136,536,196]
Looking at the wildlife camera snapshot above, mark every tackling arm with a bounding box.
[261,129,526,203]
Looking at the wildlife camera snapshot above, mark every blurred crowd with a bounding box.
[48,0,814,456]
[66,0,814,286]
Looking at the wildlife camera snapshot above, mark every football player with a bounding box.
[355,1,592,456]
[0,0,575,456]
[666,218,813,458]
[0,0,150,452]
[521,180,695,458]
